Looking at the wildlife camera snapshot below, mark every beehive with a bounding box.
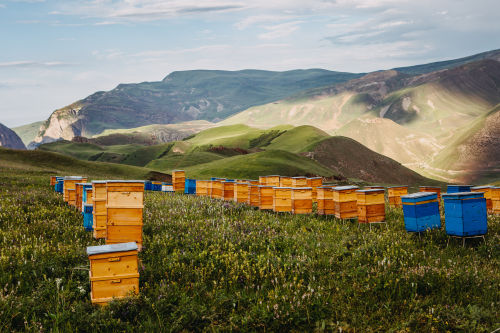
[317,186,335,215]
[279,176,293,187]
[196,180,209,196]
[184,179,196,195]
[291,177,307,187]
[356,189,385,223]
[291,187,312,214]
[234,183,249,204]
[471,186,493,214]
[106,181,144,250]
[151,181,162,192]
[80,183,92,211]
[92,181,107,239]
[63,176,86,203]
[144,181,152,191]
[172,170,186,192]
[259,186,274,210]
[492,187,500,215]
[443,192,487,237]
[308,177,323,202]
[222,181,235,201]
[259,175,280,187]
[87,242,139,305]
[259,176,267,185]
[249,185,260,207]
[68,189,76,207]
[273,187,292,212]
[211,180,223,199]
[161,183,174,192]
[50,176,58,186]
[387,186,408,208]
[55,177,64,193]
[83,203,94,231]
[85,188,93,205]
[75,183,83,211]
[333,186,359,219]
[249,180,260,185]
[446,185,473,193]
[419,186,442,202]
[401,192,441,232]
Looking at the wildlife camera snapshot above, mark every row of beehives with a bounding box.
[51,176,144,306]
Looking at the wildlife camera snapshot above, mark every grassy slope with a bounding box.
[119,143,174,167]
[146,151,224,171]
[12,121,44,146]
[264,125,330,153]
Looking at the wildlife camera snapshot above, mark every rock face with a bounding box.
[0,123,27,150]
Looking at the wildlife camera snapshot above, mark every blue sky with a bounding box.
[0,0,499,127]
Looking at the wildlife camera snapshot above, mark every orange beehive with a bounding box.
[68,189,76,207]
[211,180,223,199]
[222,181,235,201]
[87,242,139,305]
[308,177,323,202]
[75,183,84,212]
[292,187,313,214]
[492,187,500,215]
[273,187,292,212]
[333,185,359,219]
[195,180,209,196]
[92,181,107,239]
[419,186,441,202]
[317,186,335,215]
[259,176,267,185]
[249,180,260,185]
[471,186,493,214]
[291,177,307,187]
[85,188,93,205]
[249,185,260,207]
[172,170,186,192]
[50,176,57,186]
[234,182,250,204]
[63,176,86,203]
[106,181,144,250]
[356,189,385,223]
[388,186,408,208]
[279,176,293,187]
[259,175,280,187]
[258,186,274,210]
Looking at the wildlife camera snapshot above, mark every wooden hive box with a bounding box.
[492,187,500,215]
[356,189,385,223]
[211,180,223,199]
[80,183,93,211]
[249,180,260,185]
[266,175,280,187]
[308,177,323,202]
[333,185,359,219]
[401,192,440,232]
[259,176,267,185]
[443,192,487,237]
[106,180,144,250]
[471,186,493,214]
[92,181,107,239]
[75,183,83,211]
[63,176,86,203]
[87,242,139,305]
[222,181,235,201]
[273,187,292,213]
[279,176,293,187]
[292,187,313,214]
[196,180,209,196]
[291,177,307,187]
[184,179,196,195]
[55,177,64,193]
[419,186,442,202]
[83,203,94,231]
[317,186,334,215]
[249,185,260,207]
[387,186,408,208]
[172,170,186,192]
[50,176,57,186]
[85,188,93,205]
[446,185,473,193]
[68,189,76,207]
[258,186,274,210]
[234,183,249,204]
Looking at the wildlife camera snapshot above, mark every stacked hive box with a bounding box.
[63,176,86,205]
[447,185,473,193]
[333,186,359,219]
[401,192,441,232]
[75,183,84,211]
[419,186,442,202]
[222,181,235,201]
[211,180,223,199]
[387,186,408,208]
[493,187,500,215]
[83,204,94,231]
[196,180,209,196]
[273,187,292,212]
[55,177,64,193]
[249,185,260,207]
[144,181,152,191]
[85,188,93,205]
[50,176,57,186]
[259,175,280,187]
[308,177,323,202]
[471,186,493,214]
[249,180,260,185]
[161,183,174,192]
[92,181,107,239]
[80,183,92,211]
[356,189,385,223]
[152,181,162,192]
[443,192,487,237]
[279,176,292,187]
[172,170,186,192]
[317,186,335,215]
[234,183,250,204]
[87,242,139,305]
[184,179,196,194]
[106,180,144,250]
[291,177,308,187]
[259,186,274,210]
[292,187,312,214]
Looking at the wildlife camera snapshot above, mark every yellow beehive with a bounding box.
[333,185,359,219]
[471,186,493,214]
[106,181,144,250]
[85,188,93,205]
[317,186,334,215]
[87,242,139,305]
[63,176,86,203]
[279,176,293,187]
[259,186,274,210]
[388,186,408,208]
[234,183,249,204]
[211,180,223,199]
[172,170,186,192]
[273,187,292,212]
[50,176,57,186]
[259,176,267,185]
[196,180,209,196]
[492,187,500,215]
[291,177,307,187]
[419,186,441,202]
[222,181,235,201]
[249,180,260,185]
[92,181,107,239]
[356,189,385,223]
[75,183,84,212]
[249,185,260,207]
[292,187,313,214]
[68,189,76,207]
[308,177,323,202]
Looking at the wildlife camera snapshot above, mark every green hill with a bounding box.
[12,120,44,146]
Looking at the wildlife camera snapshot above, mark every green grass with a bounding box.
[119,143,174,167]
[146,151,224,171]
[12,120,44,146]
[0,165,498,331]
[264,125,330,153]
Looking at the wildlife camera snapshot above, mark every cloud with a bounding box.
[258,21,303,40]
[0,61,75,68]
[235,14,297,30]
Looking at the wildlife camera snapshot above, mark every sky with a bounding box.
[0,0,499,127]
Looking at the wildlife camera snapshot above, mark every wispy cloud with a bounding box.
[258,21,303,40]
[0,60,75,68]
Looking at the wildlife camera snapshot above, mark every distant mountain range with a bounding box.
[0,123,26,150]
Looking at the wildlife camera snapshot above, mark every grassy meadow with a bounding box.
[0,164,499,331]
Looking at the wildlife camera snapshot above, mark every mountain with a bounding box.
[32,69,361,146]
[0,123,26,150]
[12,121,44,146]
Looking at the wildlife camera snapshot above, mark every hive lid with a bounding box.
[307,177,322,180]
[92,180,107,184]
[471,185,493,190]
[87,242,138,256]
[291,176,307,179]
[258,185,274,188]
[106,180,145,183]
[292,187,312,190]
[402,192,437,199]
[274,187,293,189]
[442,192,484,198]
[356,189,384,193]
[333,185,359,191]
[63,176,84,180]
[76,182,92,186]
[318,185,335,188]
[83,203,93,207]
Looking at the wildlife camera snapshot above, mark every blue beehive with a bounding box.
[144,180,152,191]
[443,192,487,236]
[184,179,197,194]
[401,192,441,232]
[83,203,93,231]
[55,177,64,193]
[447,185,473,193]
